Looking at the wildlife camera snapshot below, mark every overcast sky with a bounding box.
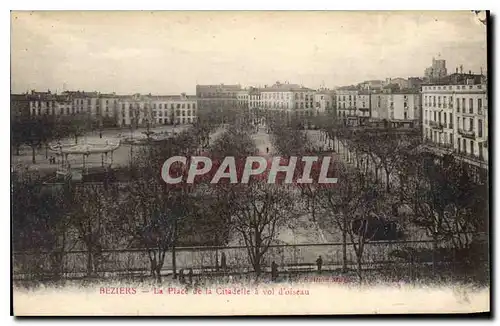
[11,11,487,95]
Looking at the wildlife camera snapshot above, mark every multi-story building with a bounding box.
[369,91,421,127]
[259,82,316,122]
[422,79,488,168]
[196,84,241,123]
[55,93,73,116]
[236,89,250,111]
[248,87,261,110]
[356,92,371,119]
[370,93,389,120]
[335,86,358,125]
[28,90,58,116]
[116,94,151,127]
[314,90,334,115]
[424,57,448,82]
[11,93,31,118]
[386,91,421,123]
[150,93,197,126]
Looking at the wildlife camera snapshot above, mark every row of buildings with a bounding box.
[11,58,488,167]
[12,91,199,127]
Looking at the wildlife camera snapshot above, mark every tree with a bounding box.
[116,178,187,283]
[68,183,119,277]
[226,182,298,279]
[18,116,54,164]
[11,116,25,156]
[315,163,386,282]
[61,113,89,144]
[399,152,489,274]
[12,172,74,280]
[209,126,258,159]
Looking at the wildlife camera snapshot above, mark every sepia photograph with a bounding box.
[10,9,490,316]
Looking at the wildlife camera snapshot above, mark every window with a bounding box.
[470,140,474,155]
[463,139,466,153]
[469,98,474,113]
[478,98,482,109]
[478,119,483,137]
[433,96,436,107]
[458,138,461,152]
[187,104,191,109]
[177,104,181,109]
[443,113,447,124]
[404,112,408,119]
[462,117,466,129]
[456,98,460,112]
[469,118,473,131]
[462,98,466,113]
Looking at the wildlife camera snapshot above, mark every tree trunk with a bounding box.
[432,232,438,277]
[385,170,391,193]
[156,265,162,284]
[342,216,347,273]
[86,246,93,277]
[215,248,219,272]
[357,258,363,284]
[31,146,36,164]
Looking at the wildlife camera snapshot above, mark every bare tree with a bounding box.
[315,163,385,282]
[399,151,488,273]
[226,182,298,279]
[116,178,187,284]
[68,183,120,277]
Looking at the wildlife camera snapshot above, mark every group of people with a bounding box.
[48,156,57,164]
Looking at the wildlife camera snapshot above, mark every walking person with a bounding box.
[316,256,323,273]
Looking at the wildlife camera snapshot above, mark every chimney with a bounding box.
[456,67,458,73]
[469,70,472,75]
[460,65,463,74]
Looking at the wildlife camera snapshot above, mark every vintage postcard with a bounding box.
[11,10,490,316]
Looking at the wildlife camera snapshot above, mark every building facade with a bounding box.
[356,92,371,118]
[422,81,488,168]
[150,94,197,126]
